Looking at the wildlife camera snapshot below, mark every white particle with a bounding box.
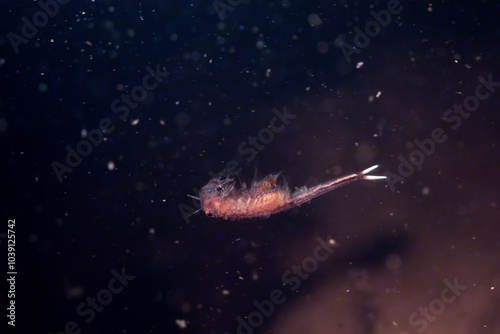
[175,319,187,329]
[422,186,430,195]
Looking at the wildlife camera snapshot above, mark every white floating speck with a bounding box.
[107,161,115,171]
[255,39,265,49]
[307,13,323,26]
[175,319,187,329]
[131,119,140,126]
[422,186,430,195]
[356,61,364,69]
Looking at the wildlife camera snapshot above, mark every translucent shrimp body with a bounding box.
[199,165,386,220]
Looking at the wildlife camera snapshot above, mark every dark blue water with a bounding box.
[2,1,499,333]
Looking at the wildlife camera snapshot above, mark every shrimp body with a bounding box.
[199,165,386,220]
[200,174,289,219]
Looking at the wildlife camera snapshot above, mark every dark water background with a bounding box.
[1,1,499,333]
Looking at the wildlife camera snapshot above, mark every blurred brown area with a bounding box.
[260,87,499,333]
[268,161,499,333]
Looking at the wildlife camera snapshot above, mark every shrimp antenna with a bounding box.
[186,194,202,218]
[360,165,387,180]
[188,208,202,218]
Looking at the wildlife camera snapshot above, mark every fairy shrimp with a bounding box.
[194,165,386,220]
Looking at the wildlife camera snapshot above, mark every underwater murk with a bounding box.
[2,1,499,334]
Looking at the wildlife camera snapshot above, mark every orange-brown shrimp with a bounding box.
[197,165,386,220]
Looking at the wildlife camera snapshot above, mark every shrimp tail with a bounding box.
[360,165,387,180]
